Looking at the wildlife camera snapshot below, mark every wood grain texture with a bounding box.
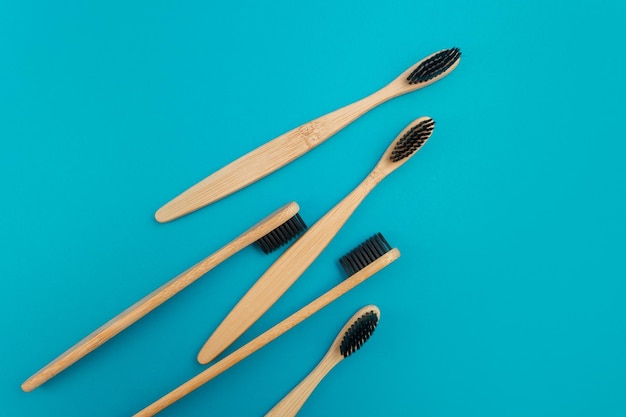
[196,116,432,365]
[265,305,381,417]
[21,202,300,392]
[132,253,397,417]
[155,49,459,223]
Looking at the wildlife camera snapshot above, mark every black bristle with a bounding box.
[407,47,461,84]
[339,310,379,358]
[255,213,307,254]
[339,233,392,276]
[389,118,435,163]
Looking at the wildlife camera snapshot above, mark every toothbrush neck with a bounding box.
[366,168,388,187]
[314,87,395,140]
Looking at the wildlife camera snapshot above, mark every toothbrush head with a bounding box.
[255,212,307,254]
[390,117,435,163]
[339,233,393,276]
[407,47,461,85]
[339,309,380,358]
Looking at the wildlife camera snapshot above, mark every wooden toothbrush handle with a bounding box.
[22,202,299,392]
[21,244,238,392]
[265,354,340,417]
[197,175,379,364]
[155,88,393,223]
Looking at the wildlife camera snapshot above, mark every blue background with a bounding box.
[2,1,625,416]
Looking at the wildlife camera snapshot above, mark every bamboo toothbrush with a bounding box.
[265,305,380,417]
[155,47,460,223]
[197,116,434,364]
[133,233,398,417]
[21,202,307,392]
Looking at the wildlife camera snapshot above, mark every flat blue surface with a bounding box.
[2,1,625,416]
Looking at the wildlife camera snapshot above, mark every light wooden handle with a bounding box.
[21,246,235,392]
[156,48,461,222]
[155,88,393,223]
[132,250,399,416]
[197,175,380,364]
[265,353,339,417]
[22,202,300,392]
